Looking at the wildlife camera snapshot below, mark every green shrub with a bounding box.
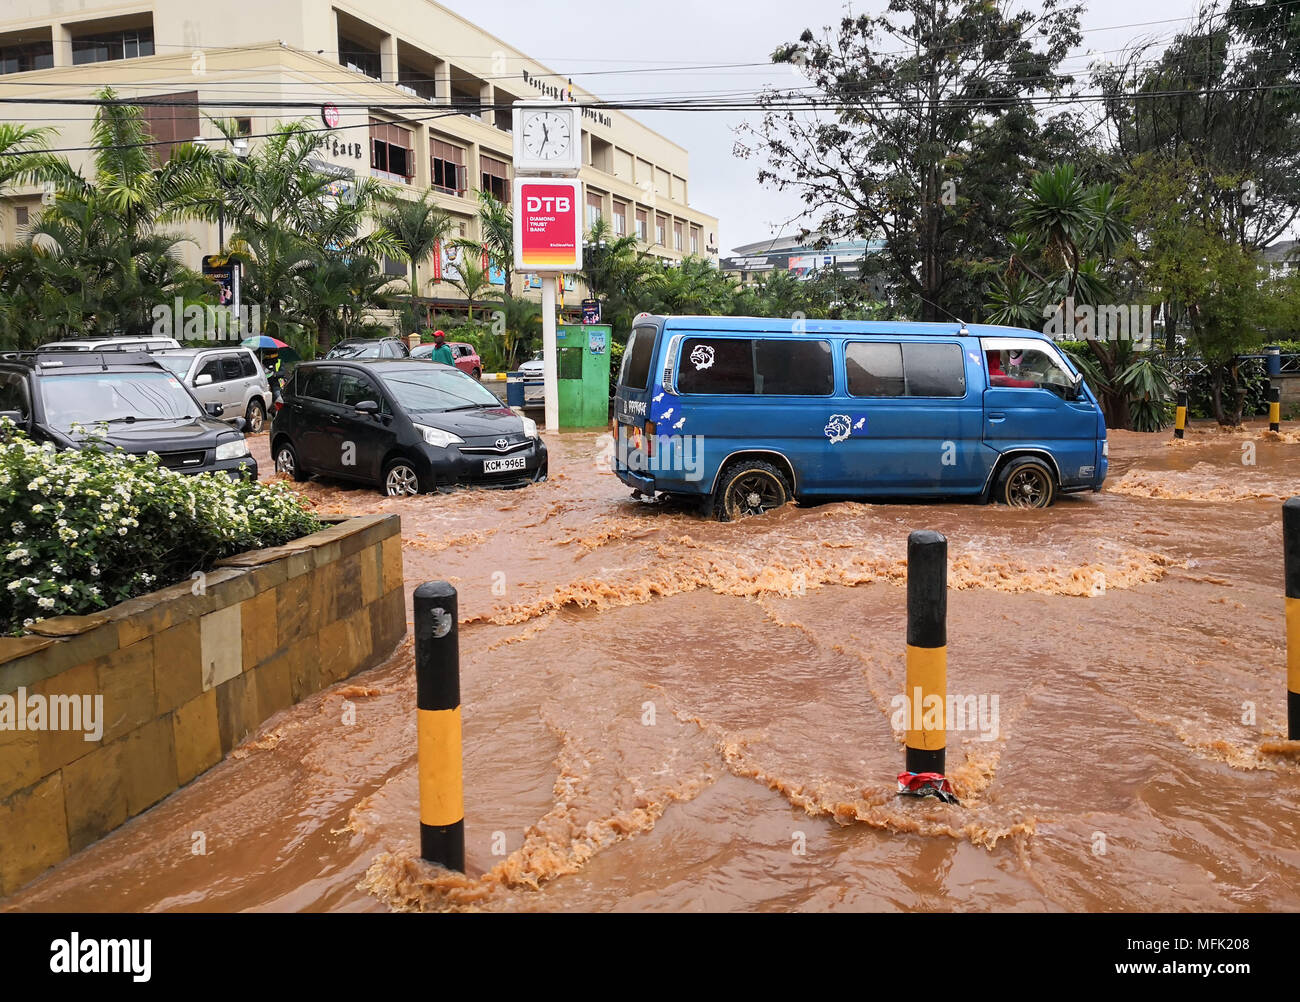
[608,339,625,401]
[1,424,322,634]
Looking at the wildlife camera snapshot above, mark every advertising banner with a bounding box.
[513,178,582,272]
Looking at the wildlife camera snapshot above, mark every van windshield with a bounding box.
[619,326,656,389]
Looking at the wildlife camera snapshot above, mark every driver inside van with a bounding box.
[986,349,1036,388]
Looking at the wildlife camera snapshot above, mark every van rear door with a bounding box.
[613,321,661,486]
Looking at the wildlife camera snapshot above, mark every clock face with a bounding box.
[521,111,572,161]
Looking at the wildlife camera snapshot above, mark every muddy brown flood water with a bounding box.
[6,422,1300,912]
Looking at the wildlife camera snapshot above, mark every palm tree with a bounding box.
[476,191,514,297]
[446,254,490,321]
[377,190,455,296]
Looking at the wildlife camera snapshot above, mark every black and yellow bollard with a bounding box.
[1285,500,1300,740]
[898,530,958,804]
[415,581,464,871]
[1174,390,1187,439]
[1269,386,1281,433]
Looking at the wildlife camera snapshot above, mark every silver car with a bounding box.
[155,348,273,433]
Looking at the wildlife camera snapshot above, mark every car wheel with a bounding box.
[245,398,266,434]
[996,457,1056,508]
[274,440,309,481]
[714,460,790,522]
[383,458,424,497]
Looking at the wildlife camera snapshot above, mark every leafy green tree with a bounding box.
[737,0,1083,320]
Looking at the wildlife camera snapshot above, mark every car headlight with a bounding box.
[215,439,249,461]
[414,423,464,448]
[521,416,538,440]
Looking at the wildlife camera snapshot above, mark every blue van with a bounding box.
[612,316,1107,520]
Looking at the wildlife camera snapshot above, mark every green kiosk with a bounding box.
[554,324,612,428]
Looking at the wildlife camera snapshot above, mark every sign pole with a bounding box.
[542,274,559,431]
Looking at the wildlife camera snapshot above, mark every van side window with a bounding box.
[755,340,833,395]
[902,343,965,397]
[619,326,657,389]
[678,338,754,394]
[846,343,905,396]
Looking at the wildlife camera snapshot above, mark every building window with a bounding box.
[370,119,414,183]
[635,208,648,242]
[339,31,381,78]
[673,221,684,251]
[235,117,252,137]
[398,64,437,101]
[586,191,603,230]
[72,26,154,65]
[137,91,200,164]
[613,202,627,237]
[655,215,667,247]
[0,39,54,75]
[480,154,509,203]
[431,138,466,196]
[15,206,28,226]
[690,227,699,256]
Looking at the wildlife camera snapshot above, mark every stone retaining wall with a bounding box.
[0,513,405,897]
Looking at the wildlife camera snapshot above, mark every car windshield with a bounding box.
[380,366,501,413]
[156,355,193,377]
[329,342,378,359]
[39,371,202,431]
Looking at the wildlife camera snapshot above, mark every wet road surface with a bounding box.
[5,421,1300,911]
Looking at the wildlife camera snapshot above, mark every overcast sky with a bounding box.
[442,0,1206,254]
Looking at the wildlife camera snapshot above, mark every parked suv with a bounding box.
[155,347,273,433]
[39,335,181,352]
[325,337,410,360]
[0,352,257,478]
[410,341,482,378]
[270,359,546,496]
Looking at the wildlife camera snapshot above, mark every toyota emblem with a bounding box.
[495,438,509,449]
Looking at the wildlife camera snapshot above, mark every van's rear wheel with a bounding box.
[996,457,1056,508]
[714,460,790,522]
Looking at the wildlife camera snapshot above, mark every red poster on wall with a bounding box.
[512,178,582,272]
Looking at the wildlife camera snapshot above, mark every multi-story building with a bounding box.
[721,232,883,287]
[0,0,719,315]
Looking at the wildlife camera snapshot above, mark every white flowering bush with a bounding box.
[1,423,321,634]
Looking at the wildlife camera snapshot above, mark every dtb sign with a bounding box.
[513,177,582,272]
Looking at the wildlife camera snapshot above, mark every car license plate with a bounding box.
[483,456,527,474]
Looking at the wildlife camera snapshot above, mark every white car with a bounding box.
[155,347,273,433]
[39,335,181,352]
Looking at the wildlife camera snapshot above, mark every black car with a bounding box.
[270,359,547,496]
[0,352,257,477]
[324,337,410,360]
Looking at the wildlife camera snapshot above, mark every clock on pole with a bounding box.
[511,102,581,175]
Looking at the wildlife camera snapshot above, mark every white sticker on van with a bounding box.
[659,408,673,421]
[653,392,664,402]
[672,417,686,430]
[689,344,715,370]
[853,417,866,431]
[824,414,852,444]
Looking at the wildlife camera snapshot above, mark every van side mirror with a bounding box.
[205,402,224,417]
[195,373,213,386]
[354,399,380,417]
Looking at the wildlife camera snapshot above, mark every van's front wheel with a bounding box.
[996,457,1056,508]
[714,460,790,522]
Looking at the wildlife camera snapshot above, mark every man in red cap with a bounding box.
[429,329,455,367]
